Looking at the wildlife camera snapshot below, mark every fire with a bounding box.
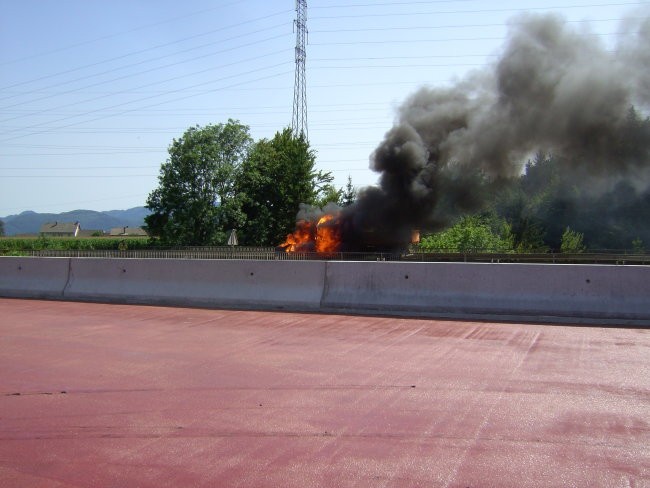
[315,214,341,253]
[281,212,342,253]
[280,219,313,252]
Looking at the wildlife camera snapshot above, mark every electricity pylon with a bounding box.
[292,0,308,140]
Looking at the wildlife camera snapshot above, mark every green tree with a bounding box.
[341,175,357,207]
[419,215,514,252]
[314,184,343,209]
[560,227,586,253]
[236,128,332,245]
[145,120,252,245]
[0,219,4,237]
[488,110,650,251]
[632,237,644,253]
[514,219,549,253]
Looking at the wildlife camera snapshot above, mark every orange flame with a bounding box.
[281,219,313,252]
[315,214,341,253]
[281,212,342,253]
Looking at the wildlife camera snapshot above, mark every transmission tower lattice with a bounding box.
[292,0,308,140]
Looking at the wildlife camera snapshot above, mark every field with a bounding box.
[0,236,152,255]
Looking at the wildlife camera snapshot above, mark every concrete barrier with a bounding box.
[63,258,326,311]
[0,257,70,299]
[1,257,649,325]
[321,261,650,324]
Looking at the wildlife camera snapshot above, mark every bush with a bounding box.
[632,238,645,253]
[418,215,514,253]
[560,227,585,253]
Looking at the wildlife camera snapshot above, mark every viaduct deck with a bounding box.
[0,298,648,487]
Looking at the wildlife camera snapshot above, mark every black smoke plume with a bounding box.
[302,12,650,251]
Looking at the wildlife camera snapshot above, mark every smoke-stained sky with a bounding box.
[334,11,650,250]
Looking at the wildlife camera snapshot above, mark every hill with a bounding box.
[1,207,150,236]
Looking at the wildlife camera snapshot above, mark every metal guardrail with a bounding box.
[3,247,648,264]
[18,248,401,261]
[21,247,277,260]
[402,252,650,265]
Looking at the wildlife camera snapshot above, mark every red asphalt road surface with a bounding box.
[0,298,648,487]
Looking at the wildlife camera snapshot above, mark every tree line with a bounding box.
[419,109,650,253]
[145,111,648,252]
[145,120,355,247]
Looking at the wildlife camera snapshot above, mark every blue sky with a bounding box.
[1,0,647,216]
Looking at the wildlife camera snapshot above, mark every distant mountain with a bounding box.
[1,207,150,236]
[103,207,151,222]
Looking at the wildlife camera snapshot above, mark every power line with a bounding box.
[0,0,258,67]
[0,22,289,104]
[2,13,625,108]
[1,114,388,134]
[0,55,293,133]
[3,174,158,179]
[1,151,162,157]
[0,69,477,97]
[313,53,497,60]
[310,63,483,69]
[1,166,158,170]
[315,142,379,147]
[2,143,164,149]
[0,67,294,143]
[0,43,293,118]
[1,42,623,120]
[311,0,479,8]
[329,168,375,172]
[0,128,389,153]
[310,2,649,19]
[1,101,388,115]
[310,17,627,32]
[311,31,621,46]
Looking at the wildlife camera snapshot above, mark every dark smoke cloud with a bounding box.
[308,12,650,251]
[619,14,650,105]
